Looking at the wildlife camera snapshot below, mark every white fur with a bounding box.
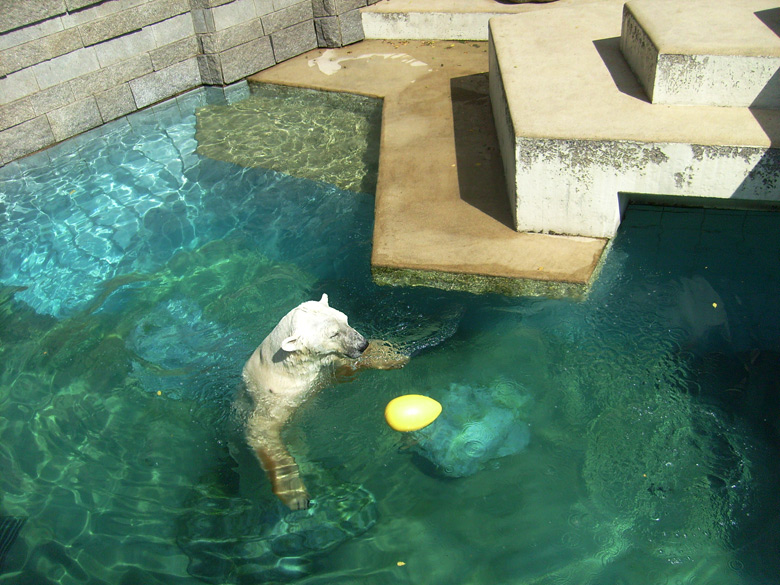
[241,294,370,510]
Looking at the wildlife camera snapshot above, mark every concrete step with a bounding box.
[361,0,572,41]
[489,1,780,239]
[250,40,607,298]
[620,0,780,108]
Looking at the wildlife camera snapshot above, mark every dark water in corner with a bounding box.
[0,85,778,585]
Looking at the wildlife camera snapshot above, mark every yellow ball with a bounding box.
[385,394,442,432]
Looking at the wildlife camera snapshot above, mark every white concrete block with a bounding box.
[489,5,780,240]
[511,138,774,238]
[621,0,780,108]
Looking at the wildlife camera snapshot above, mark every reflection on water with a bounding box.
[0,85,779,585]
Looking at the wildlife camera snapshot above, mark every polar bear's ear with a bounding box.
[281,336,302,353]
[319,294,329,307]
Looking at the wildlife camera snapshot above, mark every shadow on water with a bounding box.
[450,73,515,229]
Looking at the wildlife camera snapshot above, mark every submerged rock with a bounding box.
[177,478,377,584]
[412,380,531,477]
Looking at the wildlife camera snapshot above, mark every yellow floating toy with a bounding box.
[385,394,442,432]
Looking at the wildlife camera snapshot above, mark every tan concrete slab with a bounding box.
[250,39,607,297]
[490,4,780,146]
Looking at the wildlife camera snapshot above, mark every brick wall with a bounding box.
[0,0,382,165]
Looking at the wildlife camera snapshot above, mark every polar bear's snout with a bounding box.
[345,330,369,359]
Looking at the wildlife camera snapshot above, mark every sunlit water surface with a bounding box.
[1,84,779,585]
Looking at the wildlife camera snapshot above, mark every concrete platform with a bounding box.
[621,0,780,108]
[361,0,568,41]
[249,39,607,298]
[489,2,780,238]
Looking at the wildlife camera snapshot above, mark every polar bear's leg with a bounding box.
[247,418,310,510]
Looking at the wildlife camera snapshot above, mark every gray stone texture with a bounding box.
[0,0,369,165]
[262,0,313,35]
[197,53,222,85]
[273,0,303,10]
[191,7,216,33]
[0,28,83,77]
[150,36,200,70]
[315,16,340,47]
[0,98,36,132]
[30,83,75,116]
[46,96,102,141]
[32,47,101,90]
[312,0,365,18]
[190,0,235,8]
[316,8,363,46]
[0,68,40,106]
[96,83,137,121]
[0,115,55,164]
[78,0,190,46]
[65,0,102,10]
[271,19,317,62]
[70,54,154,100]
[0,0,65,34]
[129,57,201,107]
[221,36,276,82]
[338,8,364,44]
[199,17,265,53]
[0,18,64,52]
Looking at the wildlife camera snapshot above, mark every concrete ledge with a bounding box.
[250,39,608,297]
[361,0,582,41]
[620,0,780,108]
[372,262,604,299]
[489,3,780,239]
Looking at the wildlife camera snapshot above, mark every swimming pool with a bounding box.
[0,84,778,585]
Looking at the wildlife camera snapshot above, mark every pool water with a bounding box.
[1,84,779,585]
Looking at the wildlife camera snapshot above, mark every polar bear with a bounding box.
[241,294,408,510]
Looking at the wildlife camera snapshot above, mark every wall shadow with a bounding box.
[755,8,780,37]
[592,37,650,102]
[450,73,514,229]
[739,11,780,200]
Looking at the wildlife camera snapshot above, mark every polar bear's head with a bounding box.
[278,294,368,360]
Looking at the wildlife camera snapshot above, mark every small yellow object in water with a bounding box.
[712,302,718,308]
[157,390,162,396]
[397,561,406,567]
[385,395,442,432]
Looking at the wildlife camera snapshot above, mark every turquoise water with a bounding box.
[1,85,779,585]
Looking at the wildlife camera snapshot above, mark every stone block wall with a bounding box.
[0,0,382,166]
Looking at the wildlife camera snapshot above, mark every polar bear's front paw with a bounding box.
[273,470,310,510]
[283,491,310,511]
